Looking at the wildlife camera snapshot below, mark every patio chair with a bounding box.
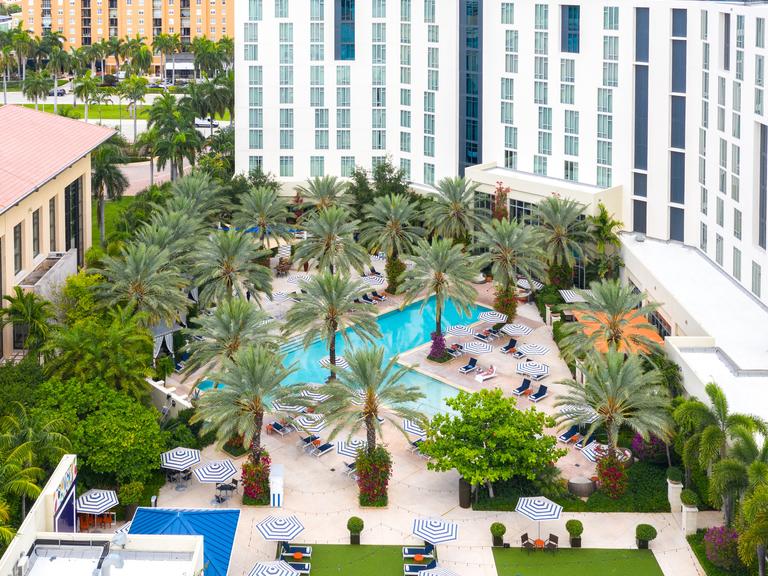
[500,338,517,354]
[269,421,292,436]
[488,327,501,338]
[545,534,559,553]
[343,462,357,476]
[446,345,463,358]
[371,290,388,301]
[361,293,377,304]
[369,266,383,276]
[458,358,478,374]
[404,559,437,575]
[521,533,534,553]
[575,435,596,450]
[311,442,333,457]
[557,425,579,444]
[475,365,497,383]
[409,439,423,453]
[529,385,548,403]
[298,434,320,450]
[282,542,313,557]
[286,561,311,575]
[511,378,531,396]
[402,542,434,558]
[474,332,492,343]
[512,350,526,359]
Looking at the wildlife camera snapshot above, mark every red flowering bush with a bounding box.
[493,182,510,220]
[704,526,741,570]
[494,285,518,320]
[242,449,271,505]
[596,452,628,498]
[356,445,392,507]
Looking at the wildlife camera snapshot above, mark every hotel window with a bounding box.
[534,155,547,176]
[534,4,548,30]
[603,6,618,31]
[734,208,742,239]
[563,110,577,134]
[274,0,287,18]
[597,88,612,112]
[700,222,707,251]
[752,262,762,297]
[733,247,742,280]
[279,156,293,177]
[758,18,765,49]
[310,156,325,177]
[564,135,579,156]
[500,2,513,25]
[13,223,21,274]
[715,234,723,265]
[340,156,355,177]
[424,163,435,186]
[564,160,578,182]
[32,209,40,257]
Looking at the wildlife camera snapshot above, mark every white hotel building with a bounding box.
[235,0,768,420]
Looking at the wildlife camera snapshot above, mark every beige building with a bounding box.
[0,105,113,358]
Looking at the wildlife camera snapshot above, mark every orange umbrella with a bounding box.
[572,310,663,354]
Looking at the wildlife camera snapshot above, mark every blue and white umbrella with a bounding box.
[558,404,599,424]
[501,323,533,336]
[287,274,312,284]
[77,489,119,515]
[336,439,366,458]
[277,245,292,258]
[270,292,294,304]
[421,569,462,576]
[193,459,237,483]
[272,401,305,413]
[516,344,550,356]
[361,275,385,286]
[300,386,330,403]
[294,414,326,434]
[515,496,563,538]
[478,311,508,323]
[115,521,132,534]
[248,561,298,576]
[403,419,426,439]
[161,447,201,471]
[319,356,349,369]
[517,361,549,378]
[581,442,601,463]
[461,341,492,355]
[412,518,459,544]
[517,278,544,291]
[255,515,305,541]
[446,325,473,336]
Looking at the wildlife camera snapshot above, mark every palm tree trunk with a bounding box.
[723,493,734,527]
[365,413,376,456]
[84,100,89,122]
[133,104,138,143]
[328,333,336,381]
[2,70,6,106]
[171,52,176,84]
[250,409,264,463]
[435,296,442,338]
[53,73,58,113]
[149,156,154,186]
[98,195,106,246]
[757,545,766,576]
[34,96,38,111]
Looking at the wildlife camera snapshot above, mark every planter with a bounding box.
[570,537,581,548]
[568,475,596,497]
[637,539,649,550]
[458,478,472,509]
[681,505,698,536]
[350,534,360,545]
[667,479,683,510]
[492,535,504,547]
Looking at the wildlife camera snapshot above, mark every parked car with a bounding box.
[48,88,66,96]
[194,117,220,128]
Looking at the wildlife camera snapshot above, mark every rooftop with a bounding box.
[0,106,114,214]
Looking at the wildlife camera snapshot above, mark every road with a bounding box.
[0,86,169,106]
[121,160,171,195]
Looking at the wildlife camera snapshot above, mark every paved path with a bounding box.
[120,160,173,195]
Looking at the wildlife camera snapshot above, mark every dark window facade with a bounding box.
[335,0,355,61]
[670,151,686,204]
[672,39,687,93]
[32,209,40,257]
[723,13,731,71]
[633,199,647,233]
[64,177,83,266]
[635,8,649,63]
[508,199,536,224]
[49,197,56,251]
[561,5,580,53]
[13,223,21,274]
[648,311,671,338]
[670,96,686,148]
[634,66,649,170]
[670,206,685,241]
[459,0,482,171]
[672,8,687,38]
[633,172,647,197]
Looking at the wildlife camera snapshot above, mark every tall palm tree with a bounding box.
[556,349,673,455]
[184,298,281,375]
[533,196,593,287]
[185,78,226,138]
[559,279,661,359]
[358,193,423,293]
[400,238,479,358]
[148,93,203,179]
[217,36,234,69]
[475,217,546,318]
[152,33,174,82]
[11,26,33,81]
[0,499,14,545]
[216,69,234,127]
[47,44,69,114]
[22,69,52,110]
[135,126,159,186]
[168,171,222,219]
[425,176,481,242]
[120,74,148,142]
[293,206,369,274]
[0,287,52,355]
[194,230,272,306]
[92,142,128,246]
[166,33,182,84]
[106,36,126,73]
[0,41,16,106]
[95,243,190,325]
[284,272,381,378]
[73,70,98,121]
[233,186,293,247]
[0,443,42,519]
[737,485,768,576]
[192,345,298,462]
[318,346,425,456]
[296,175,350,212]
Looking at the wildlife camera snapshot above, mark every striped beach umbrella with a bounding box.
[193,459,237,483]
[336,439,366,458]
[516,343,550,356]
[501,323,533,336]
[277,245,292,258]
[287,274,312,284]
[270,292,293,304]
[272,401,305,414]
[248,561,299,576]
[403,419,426,439]
[294,414,327,434]
[319,356,350,369]
[516,361,549,378]
[421,569,462,576]
[361,275,385,286]
[300,386,330,403]
[412,518,459,544]
[446,325,473,336]
[515,496,562,538]
[77,489,118,515]
[161,447,201,471]
[517,278,544,291]
[255,515,305,541]
[558,404,599,424]
[461,341,492,355]
[478,311,508,323]
[115,521,132,534]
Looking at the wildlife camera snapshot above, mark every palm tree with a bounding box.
[233,186,293,247]
[166,33,182,84]
[556,349,673,455]
[95,243,190,325]
[296,175,350,212]
[92,142,128,246]
[106,36,126,73]
[73,70,98,121]
[11,26,33,81]
[120,74,148,142]
[194,230,272,306]
[0,444,42,519]
[186,78,225,138]
[135,126,159,186]
[559,279,661,359]
[0,287,52,355]
[22,69,52,110]
[148,93,203,180]
[0,42,16,106]
[475,217,546,319]
[533,196,593,287]
[217,36,234,69]
[284,272,381,378]
[0,499,14,545]
[588,203,623,279]
[192,345,298,462]
[191,36,223,79]
[294,206,369,274]
[400,238,479,358]
[168,171,222,218]
[318,346,425,456]
[737,485,768,576]
[152,33,175,82]
[216,69,234,127]
[47,44,69,114]
[184,298,281,375]
[358,193,423,293]
[425,176,481,242]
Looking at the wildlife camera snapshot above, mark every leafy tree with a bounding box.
[347,159,411,219]
[425,176,480,242]
[0,499,13,545]
[0,444,42,519]
[296,175,350,213]
[135,126,160,187]
[119,75,148,142]
[22,68,52,110]
[422,389,566,498]
[73,70,99,122]
[47,44,69,114]
[587,203,624,280]
[0,287,52,355]
[737,485,768,576]
[148,93,202,180]
[92,141,129,246]
[293,206,369,275]
[233,186,293,247]
[0,358,45,414]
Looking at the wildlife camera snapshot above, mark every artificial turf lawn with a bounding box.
[493,548,665,576]
[307,544,421,576]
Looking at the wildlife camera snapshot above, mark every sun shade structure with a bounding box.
[447,325,474,336]
[270,292,294,303]
[581,443,633,464]
[287,274,313,284]
[516,344,550,356]
[461,341,493,354]
[559,289,594,304]
[403,419,426,438]
[501,323,533,336]
[572,310,664,354]
[517,278,544,290]
[193,460,237,483]
[336,439,366,458]
[515,496,563,538]
[319,355,349,369]
[77,489,118,514]
[255,515,305,541]
[248,561,299,576]
[412,518,459,544]
[161,447,201,471]
[294,413,327,433]
[361,275,385,286]
[421,569,462,576]
[558,404,599,424]
[272,401,305,413]
[115,521,132,534]
[300,386,330,403]
[516,361,549,378]
[478,311,508,323]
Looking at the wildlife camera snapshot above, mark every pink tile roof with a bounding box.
[0,106,115,214]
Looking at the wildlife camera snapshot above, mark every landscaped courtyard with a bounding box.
[492,548,664,576]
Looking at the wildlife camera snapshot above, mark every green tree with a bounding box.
[0,287,52,355]
[47,44,69,114]
[106,36,126,73]
[588,203,624,280]
[284,272,381,378]
[92,142,129,246]
[316,346,425,456]
[192,345,298,462]
[148,93,203,180]
[425,176,480,242]
[120,74,148,142]
[296,175,350,213]
[233,186,293,247]
[0,40,16,106]
[0,444,42,518]
[293,206,369,275]
[400,238,479,359]
[422,389,566,498]
[22,68,52,110]
[73,70,99,122]
[54,271,102,326]
[11,26,34,81]
[475,218,546,319]
[135,126,159,187]
[0,499,13,545]
[737,485,768,576]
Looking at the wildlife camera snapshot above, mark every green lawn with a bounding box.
[22,103,230,121]
[92,196,136,245]
[493,548,664,576]
[307,544,417,576]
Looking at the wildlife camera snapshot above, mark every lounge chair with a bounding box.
[521,533,535,553]
[529,385,548,403]
[511,378,531,396]
[500,338,517,353]
[404,559,437,575]
[575,435,596,450]
[269,421,293,436]
[557,425,579,444]
[361,293,377,304]
[488,327,501,338]
[402,543,434,559]
[458,358,478,374]
[409,439,423,453]
[545,534,559,553]
[512,350,526,359]
[282,543,313,557]
[344,462,356,476]
[312,442,333,457]
[370,266,382,276]
[287,562,311,575]
[298,435,320,450]
[475,365,497,383]
[474,332,492,343]
[371,290,387,301]
[447,344,464,358]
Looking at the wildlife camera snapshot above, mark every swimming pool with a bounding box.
[200,296,490,414]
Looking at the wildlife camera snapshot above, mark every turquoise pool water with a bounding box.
[200,296,489,414]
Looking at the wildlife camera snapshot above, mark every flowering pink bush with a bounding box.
[631,433,666,462]
[429,331,447,360]
[704,526,741,570]
[242,450,271,505]
[356,446,392,507]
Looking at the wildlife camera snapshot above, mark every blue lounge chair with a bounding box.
[371,290,387,301]
[361,293,377,304]
[404,559,437,575]
[344,462,356,476]
[474,332,492,343]
[511,378,531,396]
[576,435,596,450]
[529,385,548,403]
[287,562,311,575]
[282,543,313,557]
[370,266,382,276]
[557,425,579,443]
[409,439,423,453]
[500,338,517,353]
[447,344,464,358]
[298,435,319,450]
[458,358,478,374]
[312,442,333,457]
[402,543,434,558]
[270,422,292,436]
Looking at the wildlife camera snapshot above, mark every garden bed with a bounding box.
[687,531,750,576]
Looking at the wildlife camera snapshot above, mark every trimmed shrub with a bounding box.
[242,450,271,505]
[493,285,518,320]
[385,257,406,294]
[666,466,683,484]
[347,516,364,534]
[704,526,741,571]
[597,452,628,499]
[681,489,700,508]
[534,285,563,317]
[356,445,392,507]
[490,522,507,538]
[565,520,584,537]
[636,524,657,542]
[118,481,144,505]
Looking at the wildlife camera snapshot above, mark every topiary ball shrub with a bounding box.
[636,524,657,542]
[241,449,271,505]
[704,526,741,571]
[356,445,392,507]
[490,522,507,538]
[666,466,683,484]
[680,489,700,508]
[566,520,584,537]
[347,516,364,534]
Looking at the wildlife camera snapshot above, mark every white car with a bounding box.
[194,117,220,128]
